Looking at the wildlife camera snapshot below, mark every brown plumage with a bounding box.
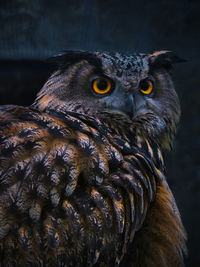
[0,50,186,266]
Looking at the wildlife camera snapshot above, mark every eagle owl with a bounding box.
[0,50,186,266]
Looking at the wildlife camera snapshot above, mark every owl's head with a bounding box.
[32,50,183,149]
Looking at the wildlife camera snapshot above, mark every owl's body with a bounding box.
[0,51,186,266]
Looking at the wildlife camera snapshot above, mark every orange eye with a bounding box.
[92,78,112,95]
[139,79,153,95]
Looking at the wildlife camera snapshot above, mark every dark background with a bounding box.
[0,0,199,266]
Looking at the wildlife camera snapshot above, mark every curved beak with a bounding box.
[120,94,135,119]
[103,93,135,120]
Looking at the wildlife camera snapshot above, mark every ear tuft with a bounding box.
[48,51,102,71]
[148,51,186,69]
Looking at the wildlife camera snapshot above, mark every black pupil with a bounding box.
[140,80,150,91]
[97,79,108,91]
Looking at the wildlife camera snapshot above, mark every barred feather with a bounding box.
[0,50,186,266]
[0,105,186,266]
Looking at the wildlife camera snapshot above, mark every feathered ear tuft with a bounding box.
[147,51,186,69]
[48,50,102,71]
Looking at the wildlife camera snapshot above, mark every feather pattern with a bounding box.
[0,50,186,266]
[0,105,186,266]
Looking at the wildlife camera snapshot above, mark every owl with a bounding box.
[0,50,186,266]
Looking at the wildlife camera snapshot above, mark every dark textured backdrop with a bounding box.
[0,0,199,266]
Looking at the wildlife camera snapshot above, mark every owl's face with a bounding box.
[32,51,182,149]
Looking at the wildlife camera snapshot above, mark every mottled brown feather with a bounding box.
[0,51,186,266]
